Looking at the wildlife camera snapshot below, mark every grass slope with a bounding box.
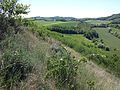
[94,28,120,51]
[85,20,110,25]
[65,45,120,90]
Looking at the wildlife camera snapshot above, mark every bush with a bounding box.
[84,30,99,40]
[105,46,110,51]
[46,45,79,89]
[0,50,32,89]
[88,54,108,67]
[97,43,105,49]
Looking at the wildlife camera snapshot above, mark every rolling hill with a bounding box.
[97,13,120,21]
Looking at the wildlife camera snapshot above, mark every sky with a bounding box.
[19,0,120,18]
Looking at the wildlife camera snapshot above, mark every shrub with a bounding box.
[105,46,110,51]
[87,80,96,90]
[46,45,79,89]
[88,54,108,67]
[0,50,32,89]
[84,30,99,40]
[97,43,105,49]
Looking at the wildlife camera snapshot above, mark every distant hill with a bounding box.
[30,13,120,22]
[80,13,120,21]
[31,16,77,21]
[97,13,120,21]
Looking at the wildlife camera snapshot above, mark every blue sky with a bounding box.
[19,0,120,18]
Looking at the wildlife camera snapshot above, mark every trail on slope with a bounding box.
[63,45,120,90]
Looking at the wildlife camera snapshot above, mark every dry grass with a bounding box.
[86,61,120,90]
[19,31,57,90]
[64,44,120,90]
[0,30,58,90]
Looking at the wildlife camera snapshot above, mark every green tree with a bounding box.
[0,0,29,18]
[0,0,30,40]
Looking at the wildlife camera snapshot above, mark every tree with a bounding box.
[0,0,30,39]
[0,0,29,18]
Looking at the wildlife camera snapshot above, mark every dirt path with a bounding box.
[63,45,120,90]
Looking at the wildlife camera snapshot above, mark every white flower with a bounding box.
[60,58,63,61]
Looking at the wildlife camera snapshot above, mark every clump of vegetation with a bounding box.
[87,80,96,90]
[88,54,108,66]
[88,53,120,77]
[0,0,29,40]
[92,38,110,51]
[0,49,32,89]
[97,43,110,51]
[84,30,99,40]
[46,44,79,90]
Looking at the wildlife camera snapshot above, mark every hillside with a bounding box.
[64,44,120,90]
[97,13,120,21]
[1,0,120,90]
[0,28,80,90]
[31,16,77,21]
[1,28,120,90]
[33,19,120,80]
[1,17,120,89]
[81,13,120,22]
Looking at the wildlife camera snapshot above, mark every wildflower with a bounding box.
[14,51,19,55]
[60,58,63,61]
[71,85,74,88]
[78,59,80,62]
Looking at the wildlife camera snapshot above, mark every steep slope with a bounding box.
[63,45,120,90]
[0,30,80,90]
[19,30,120,90]
[0,30,57,90]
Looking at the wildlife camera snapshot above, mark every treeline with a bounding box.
[91,24,108,28]
[108,24,120,29]
[111,20,120,24]
[90,21,120,29]
[48,22,99,40]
